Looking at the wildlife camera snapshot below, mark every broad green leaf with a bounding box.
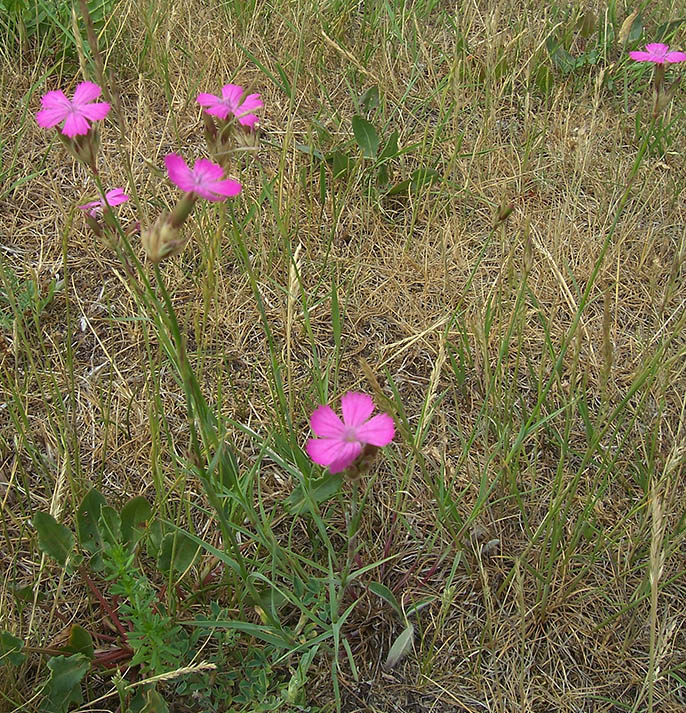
[368,582,402,617]
[285,473,343,515]
[546,37,577,74]
[76,488,106,553]
[33,512,73,566]
[120,496,152,547]
[352,115,380,158]
[65,625,94,660]
[627,13,643,43]
[359,85,379,113]
[384,622,415,669]
[41,654,90,713]
[0,631,25,667]
[157,531,199,574]
[139,689,170,713]
[327,150,354,179]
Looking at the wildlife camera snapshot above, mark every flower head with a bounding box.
[196,84,263,129]
[36,82,110,137]
[79,187,129,217]
[629,43,686,64]
[164,154,241,202]
[306,392,395,474]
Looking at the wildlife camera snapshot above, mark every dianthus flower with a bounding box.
[164,154,241,201]
[196,84,263,129]
[306,392,395,474]
[36,82,110,137]
[629,43,686,64]
[79,187,129,217]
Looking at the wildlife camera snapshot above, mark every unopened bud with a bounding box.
[169,192,198,228]
[141,213,188,263]
[653,77,681,118]
[496,201,514,224]
[57,128,101,174]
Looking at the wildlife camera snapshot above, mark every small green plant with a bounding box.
[0,263,63,330]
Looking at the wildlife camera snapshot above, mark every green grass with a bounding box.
[1,0,686,711]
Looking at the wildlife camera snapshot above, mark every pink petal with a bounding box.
[310,405,345,437]
[238,114,259,129]
[79,102,110,121]
[206,178,242,199]
[104,188,129,206]
[40,89,70,110]
[165,154,194,192]
[665,50,686,63]
[629,50,653,62]
[341,392,375,427]
[36,106,69,128]
[62,112,91,137]
[306,438,361,472]
[196,92,221,107]
[204,105,231,119]
[644,43,669,55]
[79,199,101,214]
[72,81,102,106]
[221,84,244,108]
[355,413,395,446]
[237,93,263,115]
[193,158,225,182]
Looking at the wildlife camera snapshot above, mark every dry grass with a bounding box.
[1,0,686,710]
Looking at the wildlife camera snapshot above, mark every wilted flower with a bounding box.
[196,84,263,129]
[306,392,395,474]
[164,154,241,201]
[629,43,686,64]
[79,187,129,217]
[36,82,110,137]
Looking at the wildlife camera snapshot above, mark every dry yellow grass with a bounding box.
[1,0,685,710]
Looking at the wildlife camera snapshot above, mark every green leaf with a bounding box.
[0,631,25,667]
[386,168,440,196]
[384,622,414,669]
[139,688,170,713]
[359,85,379,113]
[655,18,685,41]
[76,488,106,553]
[120,496,152,547]
[98,506,122,547]
[41,654,90,713]
[327,150,354,179]
[377,129,399,162]
[33,512,74,566]
[627,13,643,44]
[157,531,199,574]
[285,472,343,515]
[368,582,402,617]
[546,37,577,74]
[65,625,94,660]
[352,115,380,158]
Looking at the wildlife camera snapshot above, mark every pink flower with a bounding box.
[36,82,110,137]
[79,187,129,217]
[164,154,241,202]
[306,392,395,474]
[196,84,263,129]
[629,43,686,64]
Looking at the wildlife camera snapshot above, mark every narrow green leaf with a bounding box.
[327,150,354,179]
[359,85,379,113]
[33,512,73,566]
[546,37,577,74]
[368,582,402,617]
[352,115,380,158]
[386,168,440,196]
[384,622,415,669]
[377,129,399,162]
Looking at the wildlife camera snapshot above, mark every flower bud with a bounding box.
[141,213,188,263]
